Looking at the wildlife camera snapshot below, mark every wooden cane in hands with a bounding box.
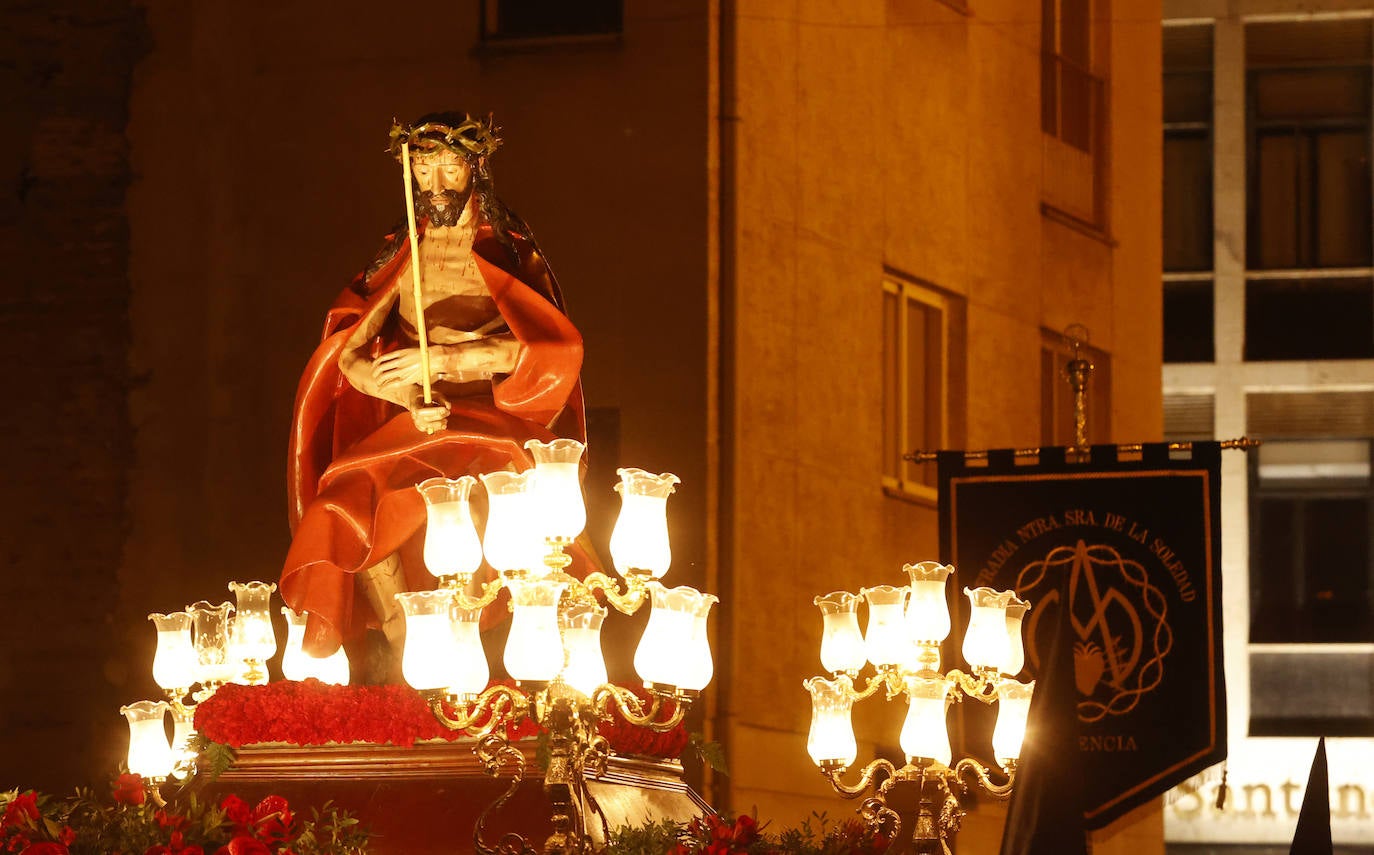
[399,141,436,430]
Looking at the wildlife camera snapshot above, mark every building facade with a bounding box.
[1162,0,1374,850]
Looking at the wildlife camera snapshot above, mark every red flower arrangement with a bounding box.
[0,782,368,855]
[193,679,688,760]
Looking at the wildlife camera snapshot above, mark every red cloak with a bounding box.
[281,222,585,656]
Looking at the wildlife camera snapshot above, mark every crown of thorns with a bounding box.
[388,115,502,160]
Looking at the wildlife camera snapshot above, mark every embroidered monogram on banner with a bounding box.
[938,442,1226,829]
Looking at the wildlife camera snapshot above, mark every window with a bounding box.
[1040,330,1111,447]
[882,280,956,502]
[1245,276,1374,361]
[480,0,622,43]
[1163,24,1214,273]
[1249,439,1374,645]
[1040,0,1109,230]
[1246,19,1373,271]
[1163,280,1214,363]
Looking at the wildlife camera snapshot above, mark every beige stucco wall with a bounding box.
[721,1,1163,850]
[117,0,711,765]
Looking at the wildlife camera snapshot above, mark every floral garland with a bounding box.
[607,813,891,855]
[193,680,688,760]
[0,775,368,855]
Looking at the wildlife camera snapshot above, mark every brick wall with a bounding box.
[0,0,145,790]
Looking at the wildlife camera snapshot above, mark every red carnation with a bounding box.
[250,796,293,844]
[112,773,146,806]
[1,793,38,830]
[214,838,270,855]
[18,843,67,855]
[219,795,251,829]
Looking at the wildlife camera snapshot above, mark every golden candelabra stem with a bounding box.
[578,571,650,615]
[953,757,1016,799]
[822,758,902,798]
[428,684,531,737]
[590,684,688,732]
[543,537,575,576]
[446,578,506,612]
[946,668,1000,704]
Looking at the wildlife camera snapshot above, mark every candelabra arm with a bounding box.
[849,673,889,702]
[859,796,902,839]
[429,685,530,736]
[947,669,1000,704]
[579,572,648,615]
[452,579,505,612]
[953,757,1016,799]
[823,758,901,799]
[591,684,687,732]
[472,733,538,855]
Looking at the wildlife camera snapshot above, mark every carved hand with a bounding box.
[373,347,428,391]
[408,388,450,434]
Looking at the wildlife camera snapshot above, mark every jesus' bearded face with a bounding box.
[412,156,473,228]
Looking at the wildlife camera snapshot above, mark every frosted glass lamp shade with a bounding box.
[396,590,460,691]
[609,468,679,579]
[560,602,608,697]
[504,579,567,682]
[188,600,235,686]
[899,674,952,766]
[678,591,717,692]
[524,439,587,541]
[903,562,954,643]
[861,585,910,668]
[634,583,717,691]
[814,591,865,675]
[228,581,277,662]
[148,612,197,692]
[417,476,483,579]
[1003,596,1031,676]
[804,676,858,768]
[121,700,173,780]
[448,605,489,698]
[168,703,196,781]
[280,607,350,685]
[962,587,1014,672]
[480,470,543,574]
[992,679,1035,766]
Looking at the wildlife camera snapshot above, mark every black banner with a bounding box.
[939,443,1226,829]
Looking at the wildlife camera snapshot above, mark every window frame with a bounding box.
[882,279,952,505]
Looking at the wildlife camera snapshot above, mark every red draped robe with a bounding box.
[281,222,585,656]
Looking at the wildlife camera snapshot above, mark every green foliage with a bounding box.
[603,818,686,855]
[187,733,237,783]
[603,811,890,855]
[688,732,729,776]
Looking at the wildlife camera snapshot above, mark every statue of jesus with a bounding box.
[281,112,586,662]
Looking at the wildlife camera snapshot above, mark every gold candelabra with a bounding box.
[805,562,1035,854]
[399,442,715,854]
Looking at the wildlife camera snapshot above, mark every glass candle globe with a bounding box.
[504,578,567,682]
[678,590,718,692]
[524,438,587,542]
[861,585,910,668]
[396,590,461,691]
[448,605,489,699]
[634,583,717,691]
[148,612,197,693]
[1003,595,1031,676]
[804,675,858,768]
[417,475,483,579]
[814,591,866,675]
[121,700,174,780]
[280,607,350,685]
[168,703,196,781]
[187,601,235,686]
[962,587,1015,673]
[899,674,952,767]
[480,470,543,575]
[560,601,609,698]
[228,581,278,663]
[903,562,953,643]
[992,678,1036,767]
[609,468,680,579]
